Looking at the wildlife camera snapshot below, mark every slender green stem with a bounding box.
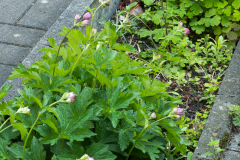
[49,100,62,107]
[22,113,41,160]
[126,115,175,160]
[53,26,76,77]
[0,125,11,133]
[0,117,10,130]
[92,68,100,93]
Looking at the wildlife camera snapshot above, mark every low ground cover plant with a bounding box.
[0,0,237,159]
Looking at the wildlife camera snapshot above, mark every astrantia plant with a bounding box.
[0,1,189,160]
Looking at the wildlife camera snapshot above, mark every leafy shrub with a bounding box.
[0,16,189,160]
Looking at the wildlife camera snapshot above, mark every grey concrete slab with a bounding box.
[0,65,14,87]
[39,0,121,46]
[192,95,240,159]
[0,0,35,24]
[17,0,73,30]
[223,150,240,160]
[226,134,240,151]
[0,44,31,66]
[1,43,48,102]
[39,0,94,46]
[0,24,45,47]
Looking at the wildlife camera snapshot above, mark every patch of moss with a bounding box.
[219,132,229,149]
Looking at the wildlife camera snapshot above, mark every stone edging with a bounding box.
[1,0,121,101]
[192,40,240,159]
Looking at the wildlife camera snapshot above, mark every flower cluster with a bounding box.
[74,12,92,27]
[173,107,184,120]
[179,22,190,35]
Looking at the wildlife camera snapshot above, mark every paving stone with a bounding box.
[0,44,31,66]
[0,65,14,87]
[17,0,73,30]
[39,0,121,46]
[226,134,240,151]
[39,0,94,46]
[0,24,45,47]
[0,0,35,24]
[192,95,240,159]
[0,43,48,102]
[223,150,240,160]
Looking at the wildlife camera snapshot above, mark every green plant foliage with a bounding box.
[0,19,188,159]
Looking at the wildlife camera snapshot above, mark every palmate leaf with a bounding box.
[86,143,117,160]
[7,143,32,160]
[95,120,118,144]
[31,136,46,160]
[0,138,10,159]
[232,0,240,9]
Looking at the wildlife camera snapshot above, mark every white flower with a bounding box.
[16,107,30,114]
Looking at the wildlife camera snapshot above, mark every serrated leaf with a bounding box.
[31,136,46,160]
[232,0,240,9]
[112,43,135,53]
[233,10,240,21]
[221,16,231,27]
[210,15,221,26]
[0,84,13,101]
[142,0,154,6]
[95,120,118,144]
[224,6,232,16]
[205,8,216,17]
[204,0,214,8]
[7,143,32,160]
[222,26,232,33]
[69,127,96,142]
[86,143,117,160]
[0,138,10,158]
[227,31,238,41]
[191,3,203,15]
[192,25,205,34]
[118,130,131,151]
[213,26,222,35]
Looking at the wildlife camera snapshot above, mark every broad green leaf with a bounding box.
[191,4,203,15]
[213,26,222,35]
[232,0,240,9]
[0,84,13,101]
[233,10,240,21]
[7,143,32,160]
[192,25,205,34]
[210,15,221,26]
[31,136,46,160]
[95,120,118,144]
[204,0,214,8]
[69,127,96,142]
[205,8,216,17]
[224,6,232,16]
[204,151,213,157]
[112,43,135,53]
[86,143,117,160]
[227,31,238,41]
[0,138,10,159]
[118,130,131,151]
[142,0,154,5]
[221,16,231,27]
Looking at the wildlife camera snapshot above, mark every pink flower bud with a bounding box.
[173,108,183,116]
[127,19,129,22]
[106,2,110,6]
[151,112,157,119]
[175,115,181,120]
[184,28,190,34]
[82,20,89,27]
[158,54,161,59]
[75,14,81,20]
[180,22,183,26]
[83,12,92,20]
[66,92,76,103]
